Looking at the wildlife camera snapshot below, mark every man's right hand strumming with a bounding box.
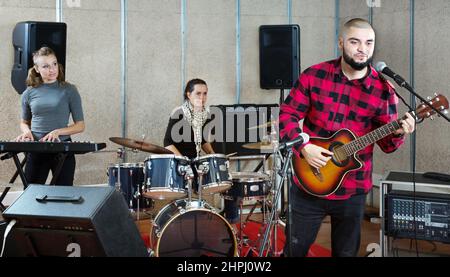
[300,144,333,169]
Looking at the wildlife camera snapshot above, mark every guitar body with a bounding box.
[292,129,363,197]
[291,94,449,197]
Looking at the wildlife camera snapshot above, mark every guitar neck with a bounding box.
[340,113,410,156]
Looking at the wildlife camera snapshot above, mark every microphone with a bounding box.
[279,133,310,150]
[375,61,409,88]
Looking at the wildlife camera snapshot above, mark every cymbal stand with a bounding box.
[238,199,245,256]
[129,169,142,220]
[237,194,275,257]
[238,197,264,257]
[265,119,282,255]
[113,148,123,194]
[244,200,259,223]
[116,144,126,163]
[115,164,122,193]
[258,147,293,257]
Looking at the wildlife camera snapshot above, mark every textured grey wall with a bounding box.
[341,0,450,178]
[414,1,450,173]
[1,0,449,190]
[0,1,57,188]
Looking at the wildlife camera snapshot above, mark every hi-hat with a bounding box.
[247,120,278,130]
[109,137,173,154]
[242,141,275,152]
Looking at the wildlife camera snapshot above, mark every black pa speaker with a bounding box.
[11,21,67,94]
[2,185,148,257]
[259,24,300,90]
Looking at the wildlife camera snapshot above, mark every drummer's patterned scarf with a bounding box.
[181,101,209,157]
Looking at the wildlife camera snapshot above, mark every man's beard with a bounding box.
[343,49,373,71]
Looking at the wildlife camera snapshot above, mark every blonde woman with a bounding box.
[15,46,85,187]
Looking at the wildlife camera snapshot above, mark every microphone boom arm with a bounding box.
[399,82,450,122]
[376,62,450,122]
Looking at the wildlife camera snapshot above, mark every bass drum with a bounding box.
[151,199,237,257]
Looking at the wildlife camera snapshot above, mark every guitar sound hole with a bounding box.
[328,141,349,167]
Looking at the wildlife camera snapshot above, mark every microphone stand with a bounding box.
[393,79,450,122]
[258,145,294,257]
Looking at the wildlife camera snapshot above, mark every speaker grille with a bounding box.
[259,25,300,90]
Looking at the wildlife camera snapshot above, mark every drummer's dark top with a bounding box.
[163,106,213,159]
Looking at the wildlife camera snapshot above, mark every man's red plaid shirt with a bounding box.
[280,57,405,200]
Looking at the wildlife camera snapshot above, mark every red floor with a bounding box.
[141,220,332,257]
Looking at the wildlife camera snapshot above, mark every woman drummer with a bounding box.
[163,78,214,158]
[163,79,241,225]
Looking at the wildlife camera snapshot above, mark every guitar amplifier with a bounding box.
[2,185,148,257]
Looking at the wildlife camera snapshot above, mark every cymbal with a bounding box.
[242,141,275,152]
[247,120,278,130]
[109,137,173,154]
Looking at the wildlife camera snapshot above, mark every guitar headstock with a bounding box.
[415,94,449,120]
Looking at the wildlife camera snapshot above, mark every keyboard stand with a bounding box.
[9,154,27,184]
[1,152,67,188]
[11,153,28,188]
[0,186,10,212]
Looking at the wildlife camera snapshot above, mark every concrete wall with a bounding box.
[414,0,450,172]
[62,0,122,184]
[340,0,450,182]
[0,1,57,188]
[1,0,449,191]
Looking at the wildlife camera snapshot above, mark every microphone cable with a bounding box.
[411,116,419,257]
[1,219,17,257]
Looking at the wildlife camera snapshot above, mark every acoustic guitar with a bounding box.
[292,94,449,197]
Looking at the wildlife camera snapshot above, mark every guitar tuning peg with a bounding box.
[444,110,449,115]
[427,96,432,100]
[434,93,438,96]
[430,116,434,120]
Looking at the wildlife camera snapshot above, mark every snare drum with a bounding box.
[227,172,270,199]
[107,163,152,210]
[192,154,232,194]
[150,198,237,257]
[143,154,191,200]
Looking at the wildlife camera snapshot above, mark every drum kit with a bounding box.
[107,132,285,257]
